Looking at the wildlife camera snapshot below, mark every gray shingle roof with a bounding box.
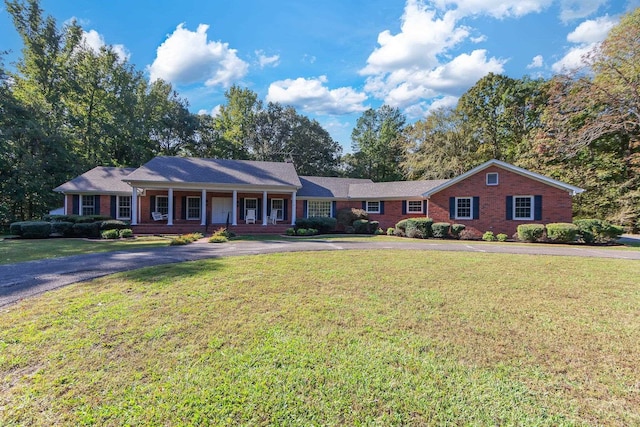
[348,179,449,199]
[123,156,302,188]
[297,176,374,198]
[54,167,136,194]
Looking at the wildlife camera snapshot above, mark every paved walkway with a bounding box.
[1,238,638,307]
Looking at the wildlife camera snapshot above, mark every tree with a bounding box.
[215,85,261,159]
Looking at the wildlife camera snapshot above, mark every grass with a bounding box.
[1,250,638,425]
[0,236,171,264]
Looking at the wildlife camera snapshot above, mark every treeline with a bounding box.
[1,0,638,231]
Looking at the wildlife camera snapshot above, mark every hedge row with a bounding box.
[394,218,465,239]
[518,220,623,243]
[10,218,130,239]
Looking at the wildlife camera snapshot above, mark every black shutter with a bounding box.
[402,201,407,215]
[332,201,337,217]
[150,196,156,219]
[72,195,79,215]
[283,199,288,221]
[423,200,427,215]
[379,201,385,214]
[239,198,245,220]
[361,201,366,210]
[257,198,262,220]
[534,195,542,221]
[303,200,308,218]
[506,196,513,220]
[449,197,455,219]
[111,196,117,218]
[181,197,186,220]
[267,198,271,216]
[473,196,480,220]
[94,195,101,215]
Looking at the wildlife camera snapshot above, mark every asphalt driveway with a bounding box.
[1,238,638,307]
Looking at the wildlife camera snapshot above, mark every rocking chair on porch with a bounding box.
[269,209,281,225]
[152,211,168,221]
[245,209,256,224]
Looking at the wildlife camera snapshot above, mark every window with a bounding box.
[82,195,95,216]
[156,196,169,215]
[455,197,472,219]
[307,200,331,217]
[187,197,201,220]
[271,199,284,220]
[407,200,423,213]
[486,172,499,186]
[117,196,131,219]
[244,198,257,219]
[513,196,533,220]
[366,201,380,213]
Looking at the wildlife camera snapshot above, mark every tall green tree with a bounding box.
[215,85,261,159]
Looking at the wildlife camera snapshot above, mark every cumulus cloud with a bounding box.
[255,50,280,68]
[552,15,618,73]
[266,76,368,115]
[148,23,248,87]
[527,54,544,69]
[81,29,130,61]
[432,0,553,19]
[559,0,607,22]
[197,105,222,117]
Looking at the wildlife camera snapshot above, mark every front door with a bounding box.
[211,197,233,224]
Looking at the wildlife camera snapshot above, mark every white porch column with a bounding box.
[232,190,238,226]
[200,189,206,226]
[79,195,83,216]
[262,191,268,226]
[167,188,174,226]
[291,191,297,225]
[131,187,138,225]
[64,194,68,215]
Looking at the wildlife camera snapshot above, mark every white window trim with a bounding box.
[244,198,258,219]
[486,172,499,186]
[82,195,95,216]
[307,200,332,218]
[186,196,201,220]
[455,197,473,220]
[406,200,423,214]
[365,201,380,214]
[271,198,284,220]
[155,195,169,215]
[513,195,534,221]
[117,195,131,220]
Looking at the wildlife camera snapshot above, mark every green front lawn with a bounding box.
[1,250,638,425]
[0,237,171,264]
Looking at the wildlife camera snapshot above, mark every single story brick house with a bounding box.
[54,156,584,235]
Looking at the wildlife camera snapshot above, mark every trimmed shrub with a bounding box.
[386,227,395,236]
[100,220,128,231]
[395,219,410,234]
[72,222,101,238]
[410,218,433,238]
[74,215,111,224]
[482,231,496,242]
[353,219,371,234]
[574,218,624,244]
[101,229,120,239]
[20,221,52,239]
[9,221,26,236]
[406,227,424,239]
[336,208,368,227]
[459,229,481,240]
[374,228,385,235]
[208,235,228,243]
[450,224,466,239]
[496,233,508,242]
[296,217,336,234]
[50,221,74,237]
[517,224,545,242]
[546,223,579,243]
[119,228,133,238]
[43,214,78,223]
[285,227,296,236]
[296,228,308,236]
[431,222,451,238]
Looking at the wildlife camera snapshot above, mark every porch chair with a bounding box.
[245,209,256,224]
[269,209,280,225]
[152,211,168,221]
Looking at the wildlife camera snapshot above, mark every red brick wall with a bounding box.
[428,165,574,236]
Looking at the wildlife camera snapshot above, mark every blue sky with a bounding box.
[1,0,638,151]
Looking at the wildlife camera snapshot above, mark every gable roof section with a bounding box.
[123,156,302,189]
[422,159,585,197]
[54,167,136,194]
[297,176,373,199]
[348,179,449,199]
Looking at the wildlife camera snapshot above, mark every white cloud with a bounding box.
[81,29,130,61]
[148,23,248,87]
[255,50,280,68]
[433,0,553,19]
[197,105,222,117]
[527,54,544,69]
[552,14,619,73]
[266,76,368,115]
[559,0,607,22]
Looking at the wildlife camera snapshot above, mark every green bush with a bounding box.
[546,223,579,243]
[345,226,355,234]
[406,227,424,239]
[74,215,112,224]
[50,221,74,237]
[296,228,308,236]
[119,228,133,238]
[212,227,235,238]
[285,227,296,236]
[72,222,101,238]
[395,219,410,234]
[296,217,336,234]
[43,214,78,223]
[482,231,496,242]
[353,219,371,234]
[386,227,395,236]
[208,235,228,243]
[169,232,203,246]
[374,228,385,235]
[450,224,466,239]
[336,208,368,227]
[100,220,128,231]
[410,218,433,238]
[9,221,26,236]
[574,218,624,244]
[101,229,120,239]
[496,233,508,242]
[431,222,451,238]
[517,224,545,242]
[20,221,52,239]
